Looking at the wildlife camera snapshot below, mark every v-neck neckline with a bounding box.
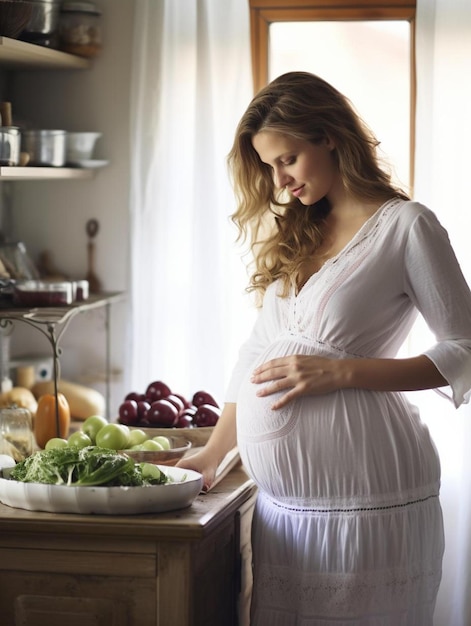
[292,198,396,297]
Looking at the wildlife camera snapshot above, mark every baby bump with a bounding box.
[236,378,298,442]
[235,336,351,442]
[238,384,441,501]
[236,342,301,442]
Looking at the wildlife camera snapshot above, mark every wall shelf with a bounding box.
[0,292,125,326]
[0,37,90,70]
[0,167,95,181]
[0,38,96,181]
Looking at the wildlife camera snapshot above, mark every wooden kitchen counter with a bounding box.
[0,466,257,626]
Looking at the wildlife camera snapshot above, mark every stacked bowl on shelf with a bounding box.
[20,129,102,167]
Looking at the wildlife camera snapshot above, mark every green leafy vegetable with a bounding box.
[10,446,170,487]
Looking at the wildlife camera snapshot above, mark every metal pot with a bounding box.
[21,130,66,167]
[0,127,21,166]
[21,0,62,37]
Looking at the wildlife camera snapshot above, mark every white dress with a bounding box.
[225,199,471,626]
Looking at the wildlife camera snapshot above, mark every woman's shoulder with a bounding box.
[385,198,438,230]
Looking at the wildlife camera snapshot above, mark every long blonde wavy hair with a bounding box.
[227,71,409,302]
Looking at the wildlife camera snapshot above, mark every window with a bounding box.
[249,0,416,191]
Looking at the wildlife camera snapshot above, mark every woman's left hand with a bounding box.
[250,354,345,410]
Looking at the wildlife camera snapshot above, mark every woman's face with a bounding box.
[252,130,340,205]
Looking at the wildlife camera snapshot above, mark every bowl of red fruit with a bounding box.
[117,380,221,447]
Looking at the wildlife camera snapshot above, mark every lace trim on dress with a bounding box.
[259,484,440,512]
[288,197,405,334]
[304,197,403,290]
[278,332,365,358]
[255,560,442,619]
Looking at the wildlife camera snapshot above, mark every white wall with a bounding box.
[8,0,135,417]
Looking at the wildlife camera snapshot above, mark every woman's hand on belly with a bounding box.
[251,354,345,410]
[250,353,449,410]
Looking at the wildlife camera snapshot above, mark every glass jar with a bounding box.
[58,1,102,58]
[13,280,73,307]
[0,406,34,462]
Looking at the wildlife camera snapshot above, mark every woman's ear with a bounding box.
[324,136,336,151]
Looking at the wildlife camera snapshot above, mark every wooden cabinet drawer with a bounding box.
[1,571,156,626]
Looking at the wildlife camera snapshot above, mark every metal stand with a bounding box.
[0,292,125,423]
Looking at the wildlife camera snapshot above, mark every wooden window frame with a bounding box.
[248,0,417,189]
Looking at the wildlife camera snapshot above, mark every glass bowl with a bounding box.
[121,435,191,466]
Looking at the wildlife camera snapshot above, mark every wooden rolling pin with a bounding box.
[0,102,12,127]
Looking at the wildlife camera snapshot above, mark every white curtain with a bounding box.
[415,2,471,624]
[127,1,254,403]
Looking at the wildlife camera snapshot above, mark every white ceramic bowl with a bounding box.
[66,132,102,164]
[0,464,203,515]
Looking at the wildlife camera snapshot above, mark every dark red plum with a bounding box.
[146,380,172,403]
[118,399,139,425]
[193,403,221,427]
[192,390,219,408]
[146,399,178,427]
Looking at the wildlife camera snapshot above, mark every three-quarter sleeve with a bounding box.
[404,206,471,407]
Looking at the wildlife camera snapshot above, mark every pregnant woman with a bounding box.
[178,71,471,625]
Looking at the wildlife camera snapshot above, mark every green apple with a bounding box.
[68,431,93,449]
[81,415,108,443]
[128,428,149,447]
[141,439,163,451]
[118,423,130,445]
[152,436,171,450]
[45,437,68,450]
[140,463,162,481]
[95,423,130,450]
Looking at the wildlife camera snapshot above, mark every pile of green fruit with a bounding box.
[44,415,172,453]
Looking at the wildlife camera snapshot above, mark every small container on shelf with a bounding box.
[18,0,62,48]
[65,132,102,164]
[75,279,89,301]
[58,1,102,58]
[13,280,73,307]
[0,127,21,166]
[21,129,67,167]
[0,242,40,281]
[0,406,34,462]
